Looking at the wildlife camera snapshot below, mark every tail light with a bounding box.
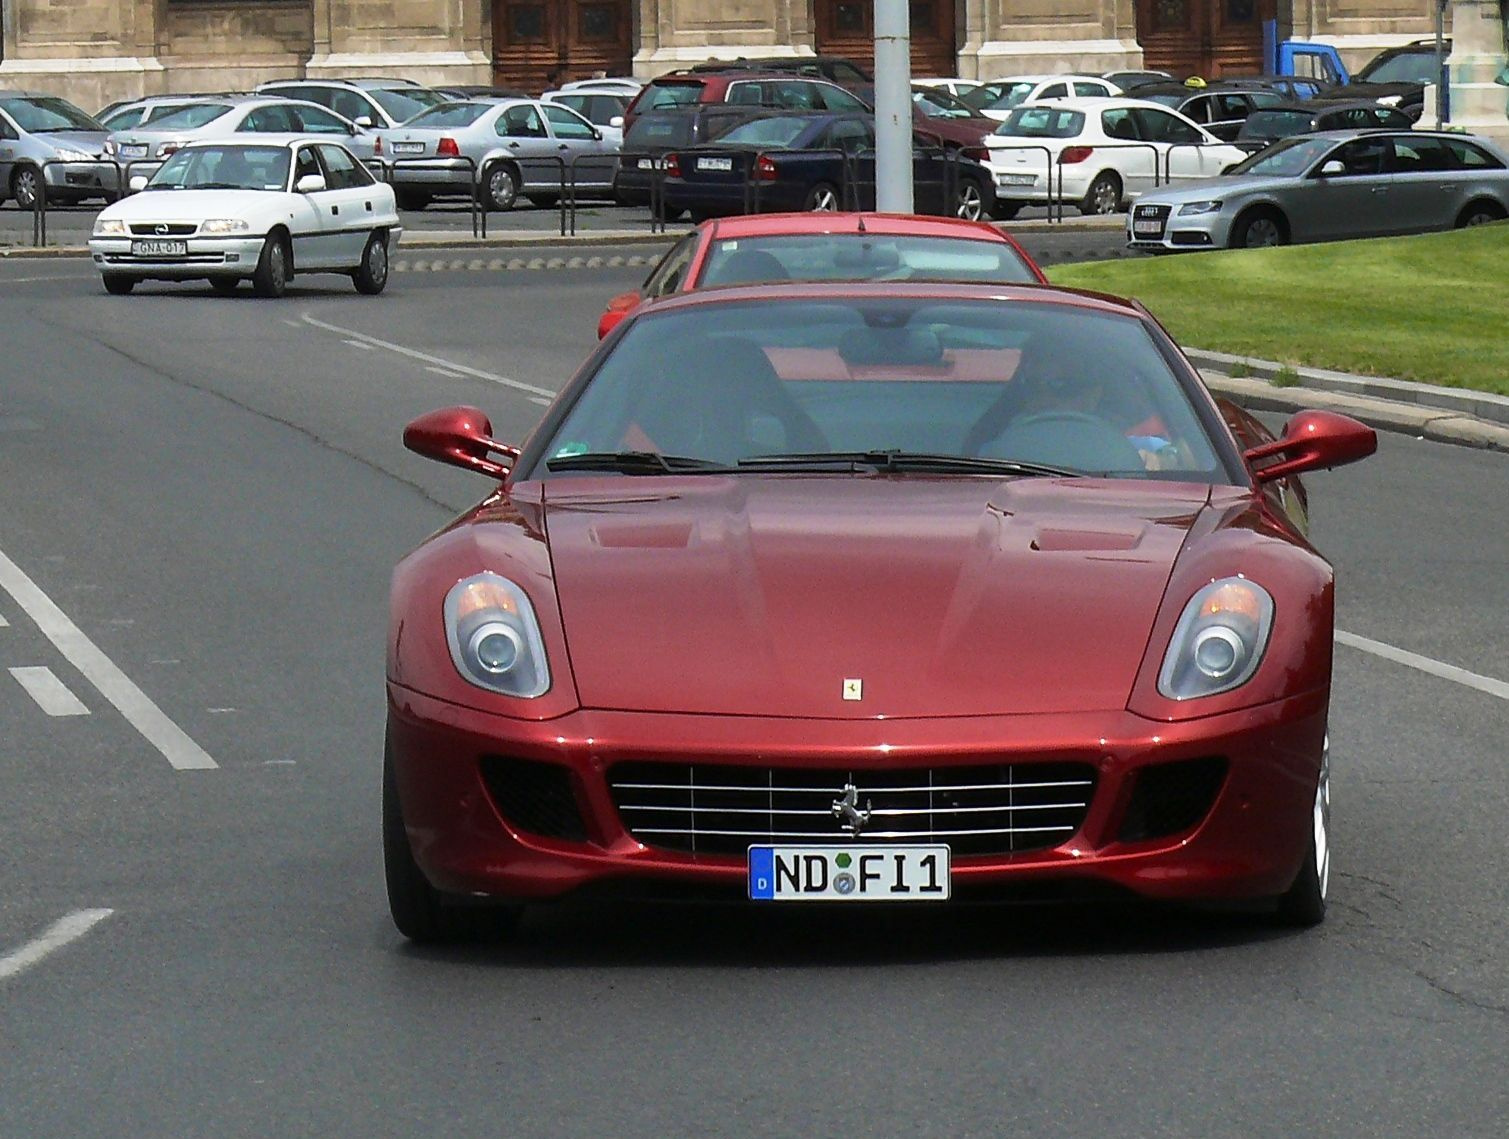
[437,137,460,157]
[372,135,384,157]
[665,153,681,177]
[1058,146,1093,164]
[157,141,182,158]
[960,146,989,162]
[752,155,778,182]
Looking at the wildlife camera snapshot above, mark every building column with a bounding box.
[1445,0,1508,140]
[0,0,164,111]
[307,0,490,85]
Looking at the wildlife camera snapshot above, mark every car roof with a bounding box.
[177,135,354,151]
[641,280,1141,319]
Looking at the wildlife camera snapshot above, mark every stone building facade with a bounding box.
[0,1,1500,133]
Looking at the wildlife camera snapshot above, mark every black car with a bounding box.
[1130,83,1287,142]
[1312,39,1449,123]
[1234,99,1416,153]
[1220,76,1326,101]
[614,105,762,215]
[662,111,995,221]
[686,55,872,90]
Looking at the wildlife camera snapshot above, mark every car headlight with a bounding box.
[1177,200,1223,216]
[53,147,95,162]
[444,573,550,698]
[1157,577,1274,700]
[199,219,250,234]
[93,218,128,236]
[1377,94,1402,106]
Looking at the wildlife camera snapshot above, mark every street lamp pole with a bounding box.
[873,0,914,213]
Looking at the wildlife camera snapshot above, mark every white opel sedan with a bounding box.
[89,138,401,297]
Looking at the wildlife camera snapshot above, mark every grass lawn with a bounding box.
[1045,223,1509,397]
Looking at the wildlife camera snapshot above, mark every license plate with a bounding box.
[1133,220,1164,234]
[748,845,950,902]
[119,144,148,159]
[697,156,733,172]
[637,158,663,170]
[391,142,426,154]
[131,239,187,256]
[999,173,1036,186]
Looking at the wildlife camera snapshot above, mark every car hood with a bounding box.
[38,130,109,154]
[1319,82,1424,104]
[539,476,1212,717]
[1132,173,1281,207]
[97,188,287,221]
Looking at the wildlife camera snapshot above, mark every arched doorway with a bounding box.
[813,0,957,79]
[1136,0,1275,79]
[492,0,633,92]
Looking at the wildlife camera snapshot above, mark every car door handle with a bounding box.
[1370,187,1388,194]
[1440,184,1457,192]
[508,142,521,149]
[364,201,373,212]
[331,205,339,215]
[558,143,569,150]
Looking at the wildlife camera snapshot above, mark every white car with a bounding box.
[913,78,984,100]
[88,138,401,297]
[984,97,1249,218]
[962,75,1122,121]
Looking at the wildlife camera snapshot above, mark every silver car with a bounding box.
[382,99,618,211]
[106,95,380,182]
[1127,129,1509,251]
[0,91,114,207]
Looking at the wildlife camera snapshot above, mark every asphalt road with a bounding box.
[1,257,1506,1138]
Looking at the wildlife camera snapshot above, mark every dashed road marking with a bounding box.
[0,611,8,627]
[342,339,376,351]
[425,365,462,379]
[1,909,113,983]
[1337,630,1509,702]
[0,546,218,770]
[10,666,89,717]
[390,254,654,274]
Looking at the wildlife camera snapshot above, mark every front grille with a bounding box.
[1117,756,1228,843]
[1130,203,1170,241]
[128,223,198,236]
[609,761,1097,857]
[480,756,589,842]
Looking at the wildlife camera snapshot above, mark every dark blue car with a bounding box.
[662,112,996,221]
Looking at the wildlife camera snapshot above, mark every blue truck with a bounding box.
[1267,33,1450,122]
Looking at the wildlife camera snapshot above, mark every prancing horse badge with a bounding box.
[842,678,863,701]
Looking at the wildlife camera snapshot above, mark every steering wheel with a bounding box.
[975,410,1145,472]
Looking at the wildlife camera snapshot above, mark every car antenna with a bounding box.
[856,214,866,232]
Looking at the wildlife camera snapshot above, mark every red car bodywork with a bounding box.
[388,283,1375,926]
[597,212,1047,339]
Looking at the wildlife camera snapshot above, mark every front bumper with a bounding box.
[388,683,1328,907]
[1126,204,1229,251]
[41,160,119,198]
[89,234,268,278]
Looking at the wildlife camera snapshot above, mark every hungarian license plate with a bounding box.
[1133,219,1164,234]
[697,156,733,172]
[391,142,426,154]
[119,144,148,159]
[748,845,950,902]
[131,239,187,256]
[999,173,1036,186]
[637,158,663,170]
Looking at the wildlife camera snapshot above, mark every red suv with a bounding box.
[623,71,871,131]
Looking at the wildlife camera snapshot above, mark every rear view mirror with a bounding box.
[129,175,148,193]
[609,115,624,129]
[1318,159,1344,177]
[1245,410,1376,483]
[296,173,326,193]
[403,406,521,479]
[354,115,374,129]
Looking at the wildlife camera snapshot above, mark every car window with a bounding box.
[641,232,698,298]
[1227,135,1334,176]
[0,115,16,141]
[129,102,233,131]
[1101,107,1140,141]
[715,116,813,148]
[1213,94,1253,119]
[725,82,767,107]
[1240,110,1311,138]
[590,95,628,123]
[1250,91,1286,109]
[1131,108,1201,144]
[1180,97,1211,124]
[100,107,144,130]
[995,106,1085,139]
[316,144,374,188]
[1441,138,1504,169]
[1388,136,1455,173]
[240,105,300,133]
[294,145,324,185]
[970,82,1036,112]
[770,81,823,111]
[498,104,546,138]
[823,119,874,154]
[1072,81,1106,97]
[700,233,1040,285]
[816,84,869,112]
[1038,83,1068,100]
[407,103,493,129]
[543,103,597,140]
[643,82,706,111]
[1331,137,1388,177]
[293,105,356,134]
[834,62,869,83]
[146,145,291,192]
[0,96,103,132]
[368,87,440,123]
[1357,51,1438,85]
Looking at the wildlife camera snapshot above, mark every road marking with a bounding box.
[1337,630,1509,702]
[0,272,97,285]
[0,611,8,627]
[0,547,218,770]
[0,909,113,983]
[342,339,376,351]
[10,666,90,716]
[300,313,556,399]
[425,365,461,379]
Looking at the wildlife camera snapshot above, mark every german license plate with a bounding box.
[1133,219,1164,234]
[131,239,187,256]
[391,142,426,154]
[119,144,148,159]
[999,173,1036,186]
[698,156,733,172]
[748,845,950,902]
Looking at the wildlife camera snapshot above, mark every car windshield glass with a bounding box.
[0,96,103,132]
[624,113,698,147]
[993,107,1084,139]
[403,102,493,128]
[140,103,235,130]
[968,82,1037,112]
[145,146,291,191]
[701,234,1040,286]
[531,297,1225,480]
[714,117,813,147]
[643,83,705,110]
[1138,93,1186,109]
[1227,135,1334,176]
[1357,53,1437,85]
[1239,110,1311,138]
[369,87,442,121]
[913,89,971,118]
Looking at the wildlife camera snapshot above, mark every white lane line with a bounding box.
[0,273,98,285]
[1337,630,1509,702]
[0,547,217,770]
[0,611,9,627]
[343,339,376,351]
[0,909,114,983]
[300,313,556,399]
[425,365,462,379]
[10,666,90,717]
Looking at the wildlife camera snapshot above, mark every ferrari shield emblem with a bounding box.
[842,678,863,701]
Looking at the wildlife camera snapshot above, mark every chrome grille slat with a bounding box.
[609,761,1097,857]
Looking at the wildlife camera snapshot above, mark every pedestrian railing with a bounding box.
[382,155,486,238]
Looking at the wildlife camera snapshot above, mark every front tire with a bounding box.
[481,162,520,211]
[11,165,42,211]
[804,182,840,212]
[352,230,390,295]
[101,273,136,295]
[209,278,241,296]
[251,233,290,298]
[1230,209,1287,249]
[1079,171,1121,216]
[1274,736,1329,927]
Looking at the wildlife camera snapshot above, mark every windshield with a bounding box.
[369,87,445,122]
[139,103,235,131]
[403,102,493,129]
[0,96,103,132]
[714,117,813,147]
[1357,52,1438,85]
[700,234,1040,286]
[642,83,705,111]
[1226,135,1334,176]
[913,89,972,119]
[145,146,291,191]
[964,82,1037,112]
[1238,110,1312,139]
[993,106,1084,139]
[624,114,698,147]
[531,297,1224,479]
[1137,92,1186,109]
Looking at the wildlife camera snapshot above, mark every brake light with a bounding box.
[665,153,681,177]
[372,135,384,157]
[1058,146,1093,164]
[437,137,460,157]
[753,155,779,181]
[157,141,182,158]
[960,146,989,163]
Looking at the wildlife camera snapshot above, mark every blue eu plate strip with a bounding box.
[748,847,775,900]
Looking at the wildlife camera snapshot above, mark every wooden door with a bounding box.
[813,0,957,80]
[1136,0,1271,80]
[492,0,632,93]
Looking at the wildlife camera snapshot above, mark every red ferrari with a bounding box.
[386,281,1375,941]
[597,211,1046,338]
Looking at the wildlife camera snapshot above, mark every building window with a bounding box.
[579,3,617,41]
[1226,0,1255,21]
[835,2,865,34]
[509,4,546,41]
[1153,0,1187,32]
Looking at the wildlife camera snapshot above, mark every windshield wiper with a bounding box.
[546,450,731,474]
[737,450,1085,477]
[192,182,248,190]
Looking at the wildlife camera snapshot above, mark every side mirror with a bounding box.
[129,174,148,193]
[609,115,624,128]
[597,290,640,339]
[591,128,603,141]
[1318,159,1344,177]
[1245,410,1376,483]
[354,115,374,129]
[403,406,520,480]
[296,173,326,193]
